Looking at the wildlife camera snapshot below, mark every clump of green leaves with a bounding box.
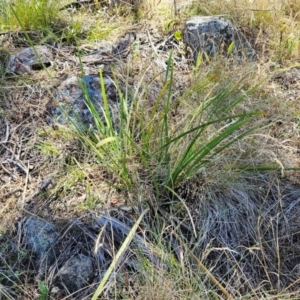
[37,281,49,300]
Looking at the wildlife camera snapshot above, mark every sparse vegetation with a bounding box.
[0,0,65,31]
[1,0,300,299]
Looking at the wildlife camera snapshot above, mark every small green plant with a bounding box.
[174,30,182,41]
[37,281,48,300]
[61,20,86,44]
[272,33,300,63]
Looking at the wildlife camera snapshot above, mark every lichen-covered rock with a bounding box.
[24,218,58,278]
[52,254,94,295]
[7,45,52,74]
[184,16,256,62]
[50,74,121,129]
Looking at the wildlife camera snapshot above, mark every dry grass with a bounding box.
[0,0,300,299]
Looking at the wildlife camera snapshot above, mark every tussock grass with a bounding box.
[70,58,266,198]
[0,0,66,31]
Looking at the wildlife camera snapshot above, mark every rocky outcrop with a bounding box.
[184,16,256,62]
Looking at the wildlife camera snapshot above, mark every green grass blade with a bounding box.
[99,69,114,135]
[91,208,149,299]
[156,112,264,154]
[96,136,119,148]
[169,116,260,186]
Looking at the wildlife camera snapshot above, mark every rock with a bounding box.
[50,74,121,129]
[23,217,96,296]
[183,16,256,62]
[7,45,52,74]
[24,218,58,278]
[52,254,94,295]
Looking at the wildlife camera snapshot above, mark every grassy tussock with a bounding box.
[0,0,65,31]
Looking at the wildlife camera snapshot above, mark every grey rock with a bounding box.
[23,217,96,296]
[24,218,58,277]
[7,45,52,74]
[52,254,94,294]
[184,16,256,62]
[50,74,120,130]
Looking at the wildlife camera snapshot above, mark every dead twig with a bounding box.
[2,188,23,198]
[3,158,31,181]
[0,119,10,144]
[0,162,17,181]
[19,161,31,210]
